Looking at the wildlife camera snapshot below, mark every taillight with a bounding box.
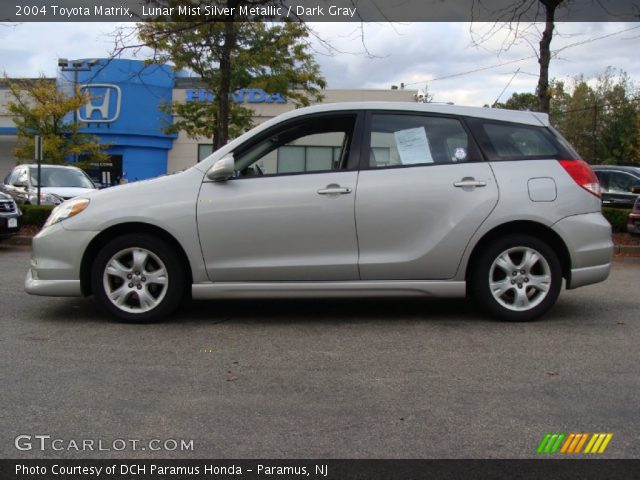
[558,160,601,198]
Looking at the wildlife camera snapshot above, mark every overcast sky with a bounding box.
[1,22,639,106]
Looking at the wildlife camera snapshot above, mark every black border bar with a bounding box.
[3,0,640,22]
[3,459,640,480]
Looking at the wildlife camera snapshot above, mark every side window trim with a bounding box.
[358,110,484,171]
[229,111,365,180]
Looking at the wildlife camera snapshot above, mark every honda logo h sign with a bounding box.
[78,84,122,123]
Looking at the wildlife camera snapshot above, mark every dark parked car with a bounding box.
[628,196,640,235]
[0,191,21,240]
[592,165,640,209]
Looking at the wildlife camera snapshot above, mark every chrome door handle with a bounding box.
[454,178,487,188]
[317,185,352,195]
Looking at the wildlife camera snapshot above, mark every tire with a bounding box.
[471,234,562,322]
[91,234,186,323]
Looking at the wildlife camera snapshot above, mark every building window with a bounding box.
[198,144,214,162]
[277,145,342,173]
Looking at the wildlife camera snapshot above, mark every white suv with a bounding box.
[2,164,97,205]
[25,103,613,322]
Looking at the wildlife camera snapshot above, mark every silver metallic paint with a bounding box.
[24,103,613,306]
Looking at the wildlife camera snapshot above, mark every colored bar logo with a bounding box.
[537,433,613,454]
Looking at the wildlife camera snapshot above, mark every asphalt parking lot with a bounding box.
[1,244,639,459]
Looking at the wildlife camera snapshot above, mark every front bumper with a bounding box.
[24,223,97,297]
[0,214,20,238]
[25,268,81,296]
[551,212,614,289]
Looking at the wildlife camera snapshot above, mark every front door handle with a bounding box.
[317,184,352,195]
[454,177,487,189]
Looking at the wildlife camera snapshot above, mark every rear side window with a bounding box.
[367,114,475,168]
[467,119,567,161]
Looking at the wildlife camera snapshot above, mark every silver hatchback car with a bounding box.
[25,103,613,322]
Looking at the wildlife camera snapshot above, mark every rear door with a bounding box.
[355,112,498,280]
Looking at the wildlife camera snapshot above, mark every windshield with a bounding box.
[29,167,95,189]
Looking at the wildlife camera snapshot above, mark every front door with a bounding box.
[197,113,362,282]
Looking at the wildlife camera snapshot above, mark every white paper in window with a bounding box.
[394,127,433,165]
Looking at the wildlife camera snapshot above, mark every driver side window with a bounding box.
[13,169,28,186]
[608,172,637,193]
[234,115,355,177]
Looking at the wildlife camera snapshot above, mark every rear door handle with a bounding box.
[454,178,487,188]
[317,184,352,195]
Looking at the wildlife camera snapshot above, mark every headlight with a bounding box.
[29,192,62,205]
[43,198,90,229]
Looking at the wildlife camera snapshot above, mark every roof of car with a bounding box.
[19,164,83,170]
[277,102,550,127]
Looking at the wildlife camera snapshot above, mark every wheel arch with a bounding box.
[80,222,193,296]
[464,220,571,291]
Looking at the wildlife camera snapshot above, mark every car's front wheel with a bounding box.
[472,235,562,322]
[91,234,185,322]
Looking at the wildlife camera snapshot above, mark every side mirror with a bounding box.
[631,184,640,194]
[206,154,235,182]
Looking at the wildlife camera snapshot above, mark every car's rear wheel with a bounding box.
[91,234,185,322]
[472,235,562,322]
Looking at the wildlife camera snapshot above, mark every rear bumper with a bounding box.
[552,212,613,289]
[568,263,611,289]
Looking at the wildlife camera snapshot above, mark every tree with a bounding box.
[137,8,326,149]
[493,92,538,111]
[535,0,563,113]
[499,69,640,165]
[4,77,109,164]
[595,70,640,165]
[470,0,565,113]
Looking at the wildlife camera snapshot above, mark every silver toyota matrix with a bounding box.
[26,103,613,322]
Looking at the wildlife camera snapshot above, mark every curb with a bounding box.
[4,235,33,246]
[614,245,640,255]
[5,235,640,255]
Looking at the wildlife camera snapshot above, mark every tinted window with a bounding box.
[234,116,354,176]
[368,114,473,168]
[467,119,566,161]
[607,172,638,193]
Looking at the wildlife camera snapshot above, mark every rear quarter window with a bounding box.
[467,118,569,161]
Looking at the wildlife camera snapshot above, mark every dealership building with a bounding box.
[0,58,417,184]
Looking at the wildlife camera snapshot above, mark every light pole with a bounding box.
[57,58,98,164]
